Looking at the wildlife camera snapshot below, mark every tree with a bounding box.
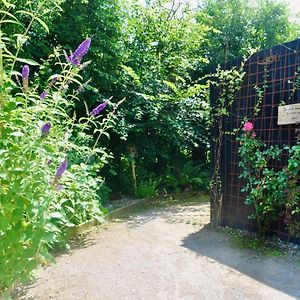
[198,0,299,64]
[0,0,63,65]
[6,0,125,112]
[50,0,124,99]
[104,1,212,194]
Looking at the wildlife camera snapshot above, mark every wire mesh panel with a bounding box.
[211,39,300,239]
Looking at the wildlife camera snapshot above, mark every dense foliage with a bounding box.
[199,0,299,64]
[61,0,299,196]
[0,1,120,294]
[106,2,212,195]
[1,0,300,294]
[50,0,123,99]
[3,0,297,197]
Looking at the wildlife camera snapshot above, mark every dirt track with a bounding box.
[14,201,300,300]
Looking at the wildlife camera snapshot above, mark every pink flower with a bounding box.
[243,122,253,131]
[252,132,256,138]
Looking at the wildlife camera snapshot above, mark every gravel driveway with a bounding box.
[13,201,300,300]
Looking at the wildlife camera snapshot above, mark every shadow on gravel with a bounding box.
[182,226,300,299]
[54,232,97,256]
[125,202,210,228]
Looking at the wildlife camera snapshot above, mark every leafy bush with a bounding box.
[238,122,300,238]
[50,164,108,229]
[0,2,120,294]
[159,161,210,194]
[104,3,211,196]
[136,179,159,198]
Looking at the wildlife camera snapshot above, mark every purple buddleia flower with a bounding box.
[73,38,91,59]
[55,159,68,179]
[22,65,29,79]
[56,185,65,191]
[49,76,58,87]
[22,65,29,91]
[41,122,51,137]
[91,101,107,116]
[67,38,91,66]
[40,91,48,100]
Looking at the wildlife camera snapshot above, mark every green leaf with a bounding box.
[0,20,22,26]
[38,251,55,265]
[0,10,19,21]
[33,16,49,33]
[10,131,24,137]
[49,212,64,219]
[16,58,40,66]
[121,65,141,85]
[15,10,34,17]
[163,80,178,94]
[9,70,22,77]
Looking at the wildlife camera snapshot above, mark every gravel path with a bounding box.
[14,202,300,300]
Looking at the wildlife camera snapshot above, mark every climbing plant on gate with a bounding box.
[210,66,245,226]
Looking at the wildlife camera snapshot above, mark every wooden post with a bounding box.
[128,144,137,195]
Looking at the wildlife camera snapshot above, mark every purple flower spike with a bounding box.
[55,159,68,179]
[67,38,91,66]
[91,101,107,116]
[40,91,48,100]
[22,65,30,79]
[41,122,51,137]
[22,65,30,91]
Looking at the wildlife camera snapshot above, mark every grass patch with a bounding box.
[222,227,300,259]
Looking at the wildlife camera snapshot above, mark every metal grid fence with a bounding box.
[211,39,300,240]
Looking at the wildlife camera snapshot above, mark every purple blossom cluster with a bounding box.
[55,160,68,179]
[41,122,51,137]
[22,65,29,79]
[40,91,48,100]
[22,65,30,91]
[91,101,107,116]
[21,39,94,183]
[67,38,91,66]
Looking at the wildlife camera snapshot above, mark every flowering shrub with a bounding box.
[238,122,287,236]
[238,122,300,238]
[50,164,108,229]
[0,3,121,294]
